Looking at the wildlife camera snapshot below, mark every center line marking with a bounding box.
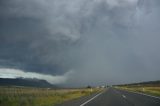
[80,91,104,106]
[122,95,126,98]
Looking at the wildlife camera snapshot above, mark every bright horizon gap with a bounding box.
[0,68,70,84]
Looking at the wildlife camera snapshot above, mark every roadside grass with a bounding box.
[116,86,160,97]
[0,86,102,106]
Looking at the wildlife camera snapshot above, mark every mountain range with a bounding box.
[0,78,56,88]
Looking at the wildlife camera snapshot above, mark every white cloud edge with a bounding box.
[0,68,72,84]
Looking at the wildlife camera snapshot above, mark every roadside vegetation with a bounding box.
[0,86,102,106]
[116,86,160,97]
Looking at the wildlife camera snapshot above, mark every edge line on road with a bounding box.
[79,91,104,106]
[123,90,160,100]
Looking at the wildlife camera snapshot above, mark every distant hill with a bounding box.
[0,78,56,88]
[116,80,160,87]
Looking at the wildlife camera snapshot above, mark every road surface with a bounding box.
[56,88,160,106]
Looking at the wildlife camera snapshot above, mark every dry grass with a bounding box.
[0,86,102,106]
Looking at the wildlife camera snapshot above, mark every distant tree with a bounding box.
[86,85,92,88]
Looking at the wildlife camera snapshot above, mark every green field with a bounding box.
[0,86,101,106]
[116,86,160,97]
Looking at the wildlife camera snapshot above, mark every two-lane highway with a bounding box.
[56,88,160,106]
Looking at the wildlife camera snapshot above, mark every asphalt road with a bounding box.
[56,88,160,106]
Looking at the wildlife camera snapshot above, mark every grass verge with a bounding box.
[0,86,102,106]
[116,86,160,97]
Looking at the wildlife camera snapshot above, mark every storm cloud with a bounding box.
[0,0,160,86]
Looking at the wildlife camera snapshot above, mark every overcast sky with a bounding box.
[0,0,160,87]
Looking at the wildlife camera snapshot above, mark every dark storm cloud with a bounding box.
[0,0,81,75]
[0,17,69,74]
[0,0,160,86]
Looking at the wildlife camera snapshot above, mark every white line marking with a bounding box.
[122,95,126,98]
[80,92,103,106]
[125,90,160,100]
